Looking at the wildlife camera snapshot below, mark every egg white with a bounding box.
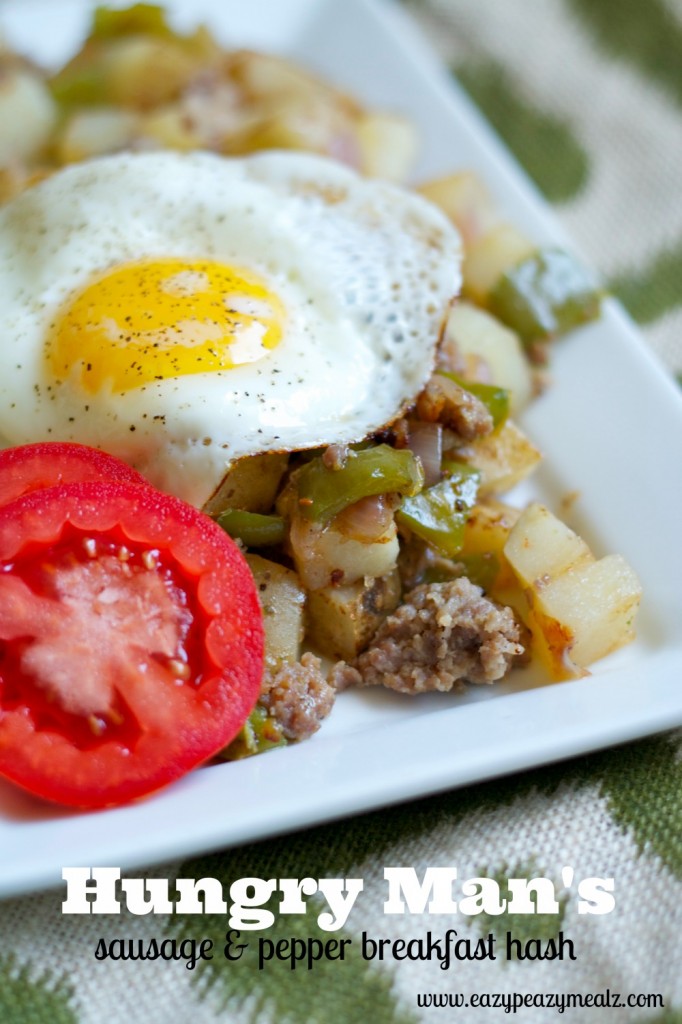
[0,150,462,506]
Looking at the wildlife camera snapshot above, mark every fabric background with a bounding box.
[1,1,681,1022]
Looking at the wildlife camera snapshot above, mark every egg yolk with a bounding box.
[47,258,285,393]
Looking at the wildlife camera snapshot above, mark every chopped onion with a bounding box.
[334,494,395,542]
[407,421,442,488]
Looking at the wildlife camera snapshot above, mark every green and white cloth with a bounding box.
[1,1,681,1021]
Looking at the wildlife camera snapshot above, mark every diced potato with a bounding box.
[461,500,520,588]
[103,36,202,108]
[463,224,535,304]
[141,103,201,150]
[245,553,306,671]
[49,22,220,108]
[288,514,400,591]
[532,555,641,670]
[456,420,541,496]
[306,569,401,661]
[57,107,140,163]
[487,581,531,627]
[442,302,533,415]
[228,49,341,105]
[417,171,498,246]
[0,69,56,164]
[223,95,357,161]
[227,52,414,171]
[504,503,642,678]
[503,501,592,583]
[203,452,288,516]
[356,111,417,182]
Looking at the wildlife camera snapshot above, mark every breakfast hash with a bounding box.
[0,3,641,808]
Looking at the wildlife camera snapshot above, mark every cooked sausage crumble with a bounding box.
[330,577,525,694]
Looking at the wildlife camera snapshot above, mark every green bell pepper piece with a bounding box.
[396,462,480,557]
[215,509,285,548]
[49,66,109,107]
[488,247,602,343]
[422,552,500,592]
[437,371,510,428]
[296,444,423,524]
[91,3,172,39]
[219,706,287,761]
[458,552,500,592]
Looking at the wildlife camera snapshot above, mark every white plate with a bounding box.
[0,0,681,900]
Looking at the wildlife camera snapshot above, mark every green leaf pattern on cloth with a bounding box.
[590,734,682,880]
[566,0,682,108]
[470,860,569,955]
[168,861,418,1024]
[454,58,590,202]
[609,240,682,325]
[0,954,77,1024]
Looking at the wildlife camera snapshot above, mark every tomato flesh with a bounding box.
[0,480,264,808]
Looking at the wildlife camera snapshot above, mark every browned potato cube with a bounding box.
[203,452,288,516]
[456,420,541,496]
[356,111,417,182]
[504,503,642,678]
[463,224,535,304]
[306,570,401,661]
[417,171,498,246]
[442,302,533,415]
[0,68,56,165]
[246,554,306,672]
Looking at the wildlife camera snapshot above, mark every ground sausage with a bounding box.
[260,652,336,741]
[329,578,524,694]
[416,375,493,440]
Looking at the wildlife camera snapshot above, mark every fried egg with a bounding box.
[0,150,461,506]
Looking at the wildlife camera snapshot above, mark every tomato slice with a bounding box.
[0,441,148,508]
[0,480,264,808]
